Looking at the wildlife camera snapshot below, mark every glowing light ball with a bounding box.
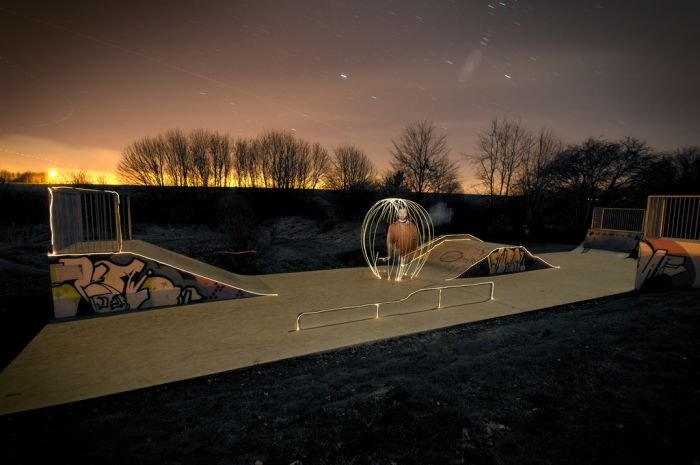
[361,198,434,281]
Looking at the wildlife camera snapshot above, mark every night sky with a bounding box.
[1,0,698,188]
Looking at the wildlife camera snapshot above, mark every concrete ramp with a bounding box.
[49,239,276,319]
[415,235,556,280]
[582,229,641,254]
[636,238,700,289]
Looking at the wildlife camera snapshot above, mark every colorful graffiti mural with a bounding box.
[458,246,554,278]
[636,239,700,290]
[50,252,256,318]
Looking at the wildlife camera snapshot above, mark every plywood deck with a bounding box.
[0,249,636,415]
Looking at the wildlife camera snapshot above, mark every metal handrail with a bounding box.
[295,281,495,331]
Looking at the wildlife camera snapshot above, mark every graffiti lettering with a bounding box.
[636,239,697,290]
[488,247,526,274]
[50,252,255,319]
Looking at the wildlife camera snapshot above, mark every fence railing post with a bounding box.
[49,187,129,254]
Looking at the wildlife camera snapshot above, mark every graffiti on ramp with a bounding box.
[50,252,259,318]
[636,239,700,290]
[457,246,555,278]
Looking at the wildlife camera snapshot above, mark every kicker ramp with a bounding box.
[636,238,700,290]
[415,235,556,281]
[49,239,276,319]
[581,229,641,254]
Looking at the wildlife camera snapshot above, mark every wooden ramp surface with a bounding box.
[417,235,556,280]
[1,249,635,415]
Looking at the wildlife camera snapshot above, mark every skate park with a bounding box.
[0,189,697,415]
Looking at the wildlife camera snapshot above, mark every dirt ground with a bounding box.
[1,223,699,464]
[2,290,699,464]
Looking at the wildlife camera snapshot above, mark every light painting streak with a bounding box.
[361,198,434,281]
[295,281,495,331]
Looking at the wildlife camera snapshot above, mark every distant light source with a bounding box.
[340,73,348,79]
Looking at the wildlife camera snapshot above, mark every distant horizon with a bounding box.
[1,126,696,191]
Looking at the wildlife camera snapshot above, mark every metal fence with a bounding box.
[590,207,645,232]
[49,187,131,254]
[643,195,700,241]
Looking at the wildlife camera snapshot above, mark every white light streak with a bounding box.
[361,198,434,281]
[295,281,495,330]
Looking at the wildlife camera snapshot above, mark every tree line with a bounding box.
[5,116,696,214]
[466,116,699,234]
[0,170,47,184]
[116,121,460,194]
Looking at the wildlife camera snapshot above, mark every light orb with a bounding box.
[361,198,434,281]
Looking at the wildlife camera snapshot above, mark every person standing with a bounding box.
[386,207,419,280]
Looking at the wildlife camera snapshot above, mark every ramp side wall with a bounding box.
[636,239,700,290]
[49,252,258,319]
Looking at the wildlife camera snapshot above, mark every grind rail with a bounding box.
[296,281,495,331]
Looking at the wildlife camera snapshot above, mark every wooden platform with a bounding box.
[0,248,636,415]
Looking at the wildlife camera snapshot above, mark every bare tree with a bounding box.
[261,130,296,189]
[390,120,457,194]
[189,129,213,187]
[255,130,314,189]
[549,137,649,201]
[328,144,376,190]
[548,137,651,229]
[163,129,191,187]
[381,169,408,195]
[117,136,167,186]
[467,116,532,199]
[670,146,700,193]
[428,155,461,193]
[232,138,260,187]
[64,169,92,185]
[3,170,48,183]
[307,142,331,189]
[633,146,700,196]
[515,128,564,225]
